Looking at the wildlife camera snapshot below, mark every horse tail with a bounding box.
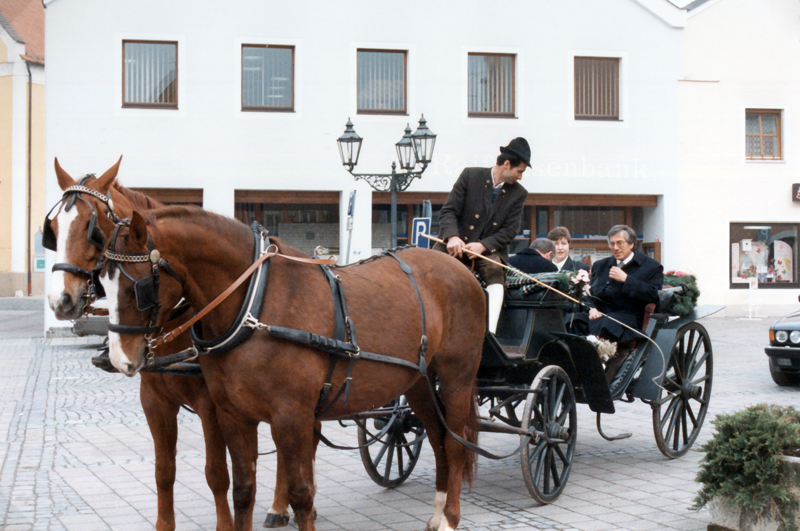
[462,383,479,486]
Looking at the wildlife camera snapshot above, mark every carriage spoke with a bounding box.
[549,450,561,488]
[663,400,680,442]
[553,383,566,418]
[532,442,547,484]
[686,401,698,430]
[660,395,680,430]
[396,436,405,475]
[543,447,552,493]
[688,351,710,380]
[383,444,395,479]
[371,438,389,468]
[672,403,684,450]
[554,443,569,467]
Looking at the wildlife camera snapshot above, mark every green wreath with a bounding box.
[663,272,700,316]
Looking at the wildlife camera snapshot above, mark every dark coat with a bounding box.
[509,248,558,275]
[560,256,589,273]
[438,167,528,262]
[584,251,663,342]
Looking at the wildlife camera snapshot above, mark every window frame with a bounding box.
[745,109,782,161]
[356,48,408,115]
[730,222,798,289]
[121,40,179,109]
[467,52,516,119]
[241,44,295,113]
[574,56,620,121]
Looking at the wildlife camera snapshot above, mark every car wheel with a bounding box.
[769,358,800,387]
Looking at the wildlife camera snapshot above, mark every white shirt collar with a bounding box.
[554,257,567,271]
[617,253,634,266]
[491,166,503,188]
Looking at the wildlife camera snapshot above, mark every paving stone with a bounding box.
[1,311,794,531]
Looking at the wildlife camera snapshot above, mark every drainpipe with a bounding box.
[26,61,32,296]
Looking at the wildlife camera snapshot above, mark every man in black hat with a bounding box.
[435,137,530,334]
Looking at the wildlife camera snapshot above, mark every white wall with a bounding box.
[44,0,685,330]
[679,0,800,315]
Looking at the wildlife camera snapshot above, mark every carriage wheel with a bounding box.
[520,366,577,504]
[358,397,425,488]
[652,322,713,459]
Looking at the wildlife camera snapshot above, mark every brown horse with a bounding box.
[99,206,485,531]
[45,158,306,530]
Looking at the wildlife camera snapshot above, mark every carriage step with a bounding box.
[596,412,632,441]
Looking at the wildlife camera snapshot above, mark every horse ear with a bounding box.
[54,157,76,190]
[96,156,123,193]
[129,211,148,247]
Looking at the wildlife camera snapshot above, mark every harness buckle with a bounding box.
[243,313,268,331]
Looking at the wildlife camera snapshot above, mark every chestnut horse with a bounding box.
[99,207,484,531]
[45,158,306,530]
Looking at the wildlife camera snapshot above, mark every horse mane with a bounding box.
[112,181,164,210]
[147,205,253,245]
[141,205,310,259]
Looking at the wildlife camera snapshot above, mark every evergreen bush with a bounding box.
[693,404,800,530]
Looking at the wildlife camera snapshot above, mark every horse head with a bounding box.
[46,157,125,319]
[100,211,186,376]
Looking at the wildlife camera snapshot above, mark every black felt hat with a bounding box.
[499,137,532,167]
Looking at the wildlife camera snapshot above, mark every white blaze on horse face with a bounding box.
[100,268,136,376]
[47,206,80,310]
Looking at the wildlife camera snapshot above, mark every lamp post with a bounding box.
[337,115,436,249]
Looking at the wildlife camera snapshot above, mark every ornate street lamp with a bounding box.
[337,115,436,248]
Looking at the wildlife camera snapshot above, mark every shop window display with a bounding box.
[730,223,797,288]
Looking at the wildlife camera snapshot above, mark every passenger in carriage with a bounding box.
[435,137,530,334]
[547,226,589,273]
[573,225,663,380]
[509,238,558,275]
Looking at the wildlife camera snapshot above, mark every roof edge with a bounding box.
[685,0,724,16]
[632,0,687,28]
[0,11,25,43]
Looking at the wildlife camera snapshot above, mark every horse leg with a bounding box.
[216,409,259,531]
[194,397,234,531]
[140,379,180,531]
[264,425,290,528]
[265,420,321,527]
[434,368,480,531]
[403,379,451,531]
[269,414,318,531]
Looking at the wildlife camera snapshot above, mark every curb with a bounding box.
[0,297,44,311]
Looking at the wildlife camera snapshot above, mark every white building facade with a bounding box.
[678,0,800,315]
[44,0,686,331]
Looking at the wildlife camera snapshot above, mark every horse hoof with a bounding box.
[293,509,317,523]
[263,513,289,528]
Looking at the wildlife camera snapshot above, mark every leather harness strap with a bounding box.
[152,250,335,348]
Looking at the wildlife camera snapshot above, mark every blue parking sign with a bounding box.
[412,217,431,248]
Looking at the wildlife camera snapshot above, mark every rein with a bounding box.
[104,232,336,350]
[420,233,668,387]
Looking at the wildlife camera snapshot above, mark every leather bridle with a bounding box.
[43,176,118,305]
[101,220,184,363]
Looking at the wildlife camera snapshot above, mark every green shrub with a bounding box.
[693,404,800,529]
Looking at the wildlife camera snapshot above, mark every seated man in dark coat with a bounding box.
[509,238,558,275]
[581,225,663,380]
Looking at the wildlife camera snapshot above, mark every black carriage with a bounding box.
[355,282,717,504]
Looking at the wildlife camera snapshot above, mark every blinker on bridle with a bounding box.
[43,176,118,302]
[102,220,184,360]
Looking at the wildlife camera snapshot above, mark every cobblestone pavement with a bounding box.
[1,299,798,531]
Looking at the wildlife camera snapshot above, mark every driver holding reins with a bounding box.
[434,138,530,334]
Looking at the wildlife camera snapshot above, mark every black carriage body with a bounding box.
[478,293,616,414]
